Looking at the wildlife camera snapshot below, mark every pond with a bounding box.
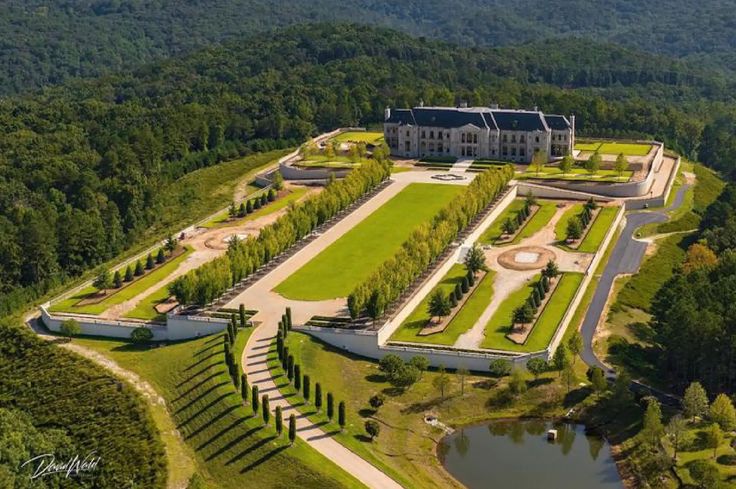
[439,419,623,489]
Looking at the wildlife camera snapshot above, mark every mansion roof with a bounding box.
[386,106,571,132]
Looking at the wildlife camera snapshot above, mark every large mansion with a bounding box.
[383,105,574,163]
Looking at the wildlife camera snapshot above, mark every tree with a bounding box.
[365,420,380,441]
[464,244,487,275]
[428,289,451,322]
[369,394,384,410]
[60,319,81,342]
[145,253,155,269]
[585,151,601,174]
[513,303,534,326]
[409,356,429,379]
[559,154,574,175]
[303,375,310,403]
[338,401,346,431]
[241,374,248,403]
[552,344,570,372]
[561,363,576,393]
[666,415,687,461]
[238,202,246,217]
[112,270,122,288]
[134,259,144,276]
[567,331,582,364]
[705,423,723,459]
[327,393,334,421]
[688,460,720,488]
[709,393,736,430]
[502,218,517,235]
[246,200,253,214]
[433,365,451,400]
[566,218,583,241]
[614,153,629,180]
[164,235,177,254]
[379,354,403,378]
[489,359,512,377]
[294,364,301,390]
[93,268,113,292]
[543,260,560,279]
[261,395,270,425]
[288,414,296,446]
[612,370,633,408]
[590,367,608,396]
[526,358,547,380]
[683,243,718,274]
[641,398,664,446]
[315,383,323,411]
[239,304,247,328]
[683,382,709,420]
[531,150,546,175]
[275,405,283,436]
[124,264,134,282]
[272,171,284,191]
[251,385,259,414]
[130,327,153,344]
[267,189,276,202]
[509,368,528,396]
[390,365,421,391]
[457,367,470,396]
[156,248,166,264]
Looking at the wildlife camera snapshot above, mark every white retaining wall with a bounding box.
[517,182,615,202]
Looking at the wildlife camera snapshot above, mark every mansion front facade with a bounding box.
[383,105,574,163]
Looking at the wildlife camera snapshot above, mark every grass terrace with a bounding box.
[275,183,463,300]
[578,206,619,253]
[202,187,310,229]
[481,272,584,352]
[517,166,633,182]
[50,246,193,315]
[73,332,362,489]
[554,204,584,242]
[574,141,652,156]
[330,131,385,145]
[480,199,558,245]
[390,265,496,346]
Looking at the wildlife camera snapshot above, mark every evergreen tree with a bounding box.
[709,393,736,430]
[275,405,283,436]
[124,264,134,282]
[683,382,709,420]
[286,307,292,328]
[146,253,154,269]
[559,154,574,175]
[246,200,253,214]
[315,382,322,411]
[239,304,247,328]
[338,401,346,431]
[294,365,301,390]
[134,260,144,276]
[239,202,246,217]
[591,367,608,396]
[112,270,122,288]
[288,414,296,446]
[461,276,469,293]
[262,395,270,425]
[156,248,165,264]
[251,385,259,414]
[268,189,276,202]
[241,374,248,402]
[327,393,334,420]
[287,355,294,381]
[303,375,310,403]
[552,344,571,373]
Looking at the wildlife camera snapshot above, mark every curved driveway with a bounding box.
[580,185,691,371]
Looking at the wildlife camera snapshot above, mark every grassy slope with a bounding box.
[275,183,462,300]
[74,331,363,489]
[578,206,619,253]
[272,331,571,489]
[50,246,193,315]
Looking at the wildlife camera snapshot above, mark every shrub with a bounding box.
[365,420,380,440]
[134,260,144,276]
[124,265,134,282]
[156,248,166,264]
[146,253,155,269]
[379,354,403,377]
[461,276,469,293]
[130,327,154,344]
[369,394,384,410]
[489,359,512,377]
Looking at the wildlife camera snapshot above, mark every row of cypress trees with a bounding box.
[347,165,514,319]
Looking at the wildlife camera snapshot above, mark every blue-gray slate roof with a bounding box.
[386,106,567,132]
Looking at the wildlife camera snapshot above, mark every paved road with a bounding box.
[580,184,691,372]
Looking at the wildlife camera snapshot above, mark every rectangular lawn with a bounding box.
[597,142,651,156]
[517,167,633,182]
[578,206,619,253]
[275,183,462,300]
[478,199,526,244]
[331,131,385,144]
[554,203,584,242]
[481,273,583,352]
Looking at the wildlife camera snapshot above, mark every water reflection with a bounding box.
[440,419,622,489]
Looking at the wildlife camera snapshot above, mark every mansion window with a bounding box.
[421,130,426,138]
[438,143,444,152]
[429,143,435,152]
[503,134,508,143]
[520,135,526,143]
[535,136,540,143]
[502,146,508,156]
[430,130,434,139]
[511,147,517,156]
[461,133,466,143]
[520,147,526,156]
[473,134,478,144]
[405,141,410,151]
[511,135,516,143]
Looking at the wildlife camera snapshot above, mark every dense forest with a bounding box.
[3,0,736,94]
[4,23,736,318]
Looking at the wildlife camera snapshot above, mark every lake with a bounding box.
[439,419,623,489]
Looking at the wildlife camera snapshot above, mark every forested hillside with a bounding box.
[3,0,736,94]
[3,23,736,318]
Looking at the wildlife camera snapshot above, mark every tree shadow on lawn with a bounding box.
[365,373,387,383]
[221,432,276,465]
[239,444,288,473]
[175,380,230,413]
[183,405,241,440]
[472,378,499,390]
[607,335,660,383]
[528,378,553,389]
[563,386,593,408]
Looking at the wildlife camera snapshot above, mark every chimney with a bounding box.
[460,101,468,108]
[533,105,538,112]
[490,103,499,110]
[384,106,391,121]
[419,99,425,107]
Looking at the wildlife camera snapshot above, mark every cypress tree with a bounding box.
[327,393,334,420]
[294,365,302,390]
[467,271,475,287]
[268,189,276,202]
[287,355,294,381]
[315,382,322,411]
[338,401,346,431]
[156,248,165,264]
[275,405,283,436]
[146,253,154,269]
[260,194,267,206]
[246,199,253,214]
[454,283,462,301]
[288,414,296,445]
[239,304,247,328]
[239,202,246,217]
[251,385,259,414]
[241,374,248,402]
[542,275,550,292]
[113,270,122,288]
[303,375,310,403]
[262,395,270,425]
[282,347,289,370]
[461,275,469,293]
[125,265,134,282]
[254,197,262,210]
[286,307,292,328]
[449,293,458,308]
[276,333,284,361]
[135,260,144,276]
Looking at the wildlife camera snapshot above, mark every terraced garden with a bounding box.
[517,166,633,182]
[478,199,557,245]
[574,141,652,156]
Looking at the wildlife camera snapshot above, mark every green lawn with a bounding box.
[481,273,583,352]
[202,187,309,228]
[330,131,385,144]
[515,200,558,242]
[124,284,172,322]
[517,166,633,182]
[575,141,651,156]
[73,332,363,489]
[578,206,619,253]
[50,246,193,315]
[275,183,462,300]
[554,204,584,242]
[574,142,601,152]
[478,199,526,244]
[390,267,496,346]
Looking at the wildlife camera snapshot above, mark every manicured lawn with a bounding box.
[597,142,651,156]
[481,273,583,352]
[124,284,171,322]
[478,199,526,244]
[514,200,558,242]
[74,332,363,489]
[578,206,619,253]
[272,331,571,489]
[50,246,193,315]
[330,131,384,144]
[517,166,633,182]
[554,204,584,242]
[275,183,462,300]
[574,142,601,152]
[389,264,468,343]
[390,267,496,346]
[202,187,309,228]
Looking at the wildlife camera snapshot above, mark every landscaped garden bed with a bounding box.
[479,197,557,245]
[556,201,619,253]
[202,186,310,228]
[574,140,652,156]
